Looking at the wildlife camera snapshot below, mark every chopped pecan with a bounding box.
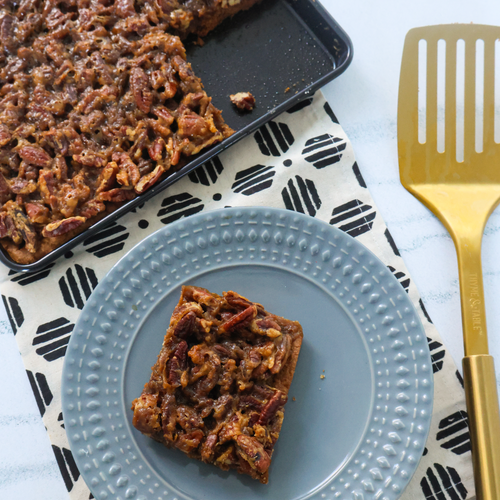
[218,358,237,395]
[191,287,219,307]
[252,384,275,400]
[161,394,177,441]
[152,106,175,126]
[73,150,107,168]
[134,164,165,194]
[0,213,21,244]
[37,170,58,210]
[230,92,256,111]
[4,200,38,252]
[224,291,264,313]
[238,395,263,412]
[41,128,74,156]
[0,172,11,202]
[200,433,218,462]
[271,333,291,374]
[0,125,11,147]
[9,178,37,195]
[176,429,204,454]
[235,435,271,474]
[240,348,262,381]
[167,340,188,387]
[79,200,105,219]
[213,394,233,420]
[53,157,68,181]
[25,202,50,224]
[89,52,113,86]
[177,112,209,139]
[256,318,281,331]
[219,412,244,444]
[0,13,16,52]
[80,110,105,134]
[0,149,20,170]
[213,344,231,358]
[95,187,136,203]
[131,393,161,435]
[148,137,165,161]
[113,152,141,187]
[189,347,221,396]
[96,162,119,194]
[115,0,136,18]
[176,405,203,431]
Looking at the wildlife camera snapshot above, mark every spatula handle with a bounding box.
[463,355,500,500]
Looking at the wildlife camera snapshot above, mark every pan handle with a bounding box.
[463,355,500,500]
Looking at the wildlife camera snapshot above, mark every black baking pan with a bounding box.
[1,0,353,272]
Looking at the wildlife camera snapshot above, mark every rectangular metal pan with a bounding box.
[1,0,353,272]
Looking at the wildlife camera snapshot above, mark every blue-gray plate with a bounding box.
[62,207,433,500]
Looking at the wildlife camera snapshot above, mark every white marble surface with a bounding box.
[1,0,500,498]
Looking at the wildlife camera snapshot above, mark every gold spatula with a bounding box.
[398,24,500,500]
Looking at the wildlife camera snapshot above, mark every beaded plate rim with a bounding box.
[62,206,434,500]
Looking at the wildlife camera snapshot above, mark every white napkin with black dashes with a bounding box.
[0,91,474,500]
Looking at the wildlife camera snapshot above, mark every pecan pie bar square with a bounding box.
[131,285,303,484]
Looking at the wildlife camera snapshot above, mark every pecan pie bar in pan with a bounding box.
[0,0,352,271]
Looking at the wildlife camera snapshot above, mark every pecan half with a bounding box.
[18,145,51,167]
[130,67,153,114]
[271,333,292,374]
[167,340,188,387]
[258,390,287,425]
[219,305,257,334]
[42,216,86,237]
[173,311,197,340]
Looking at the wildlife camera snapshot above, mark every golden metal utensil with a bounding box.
[398,24,500,500]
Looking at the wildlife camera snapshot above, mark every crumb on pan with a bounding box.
[230,92,256,111]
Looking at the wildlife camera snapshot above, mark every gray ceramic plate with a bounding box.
[62,207,433,500]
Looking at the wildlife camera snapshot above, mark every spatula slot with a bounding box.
[494,39,500,144]
[418,38,427,145]
[475,39,485,154]
[456,39,466,162]
[437,39,446,153]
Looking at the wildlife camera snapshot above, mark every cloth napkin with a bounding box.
[0,91,474,500]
